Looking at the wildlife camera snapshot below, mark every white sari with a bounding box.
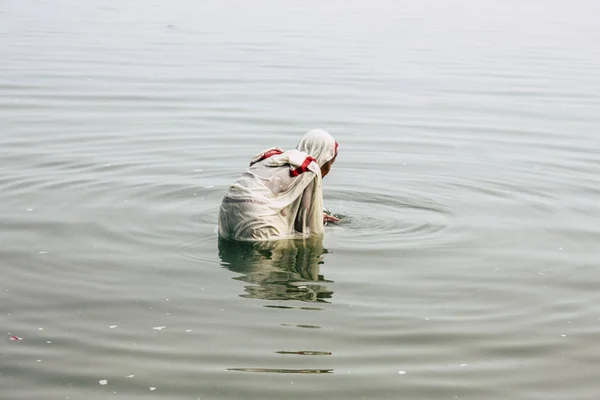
[218,129,338,241]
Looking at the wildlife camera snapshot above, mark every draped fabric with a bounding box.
[218,129,338,241]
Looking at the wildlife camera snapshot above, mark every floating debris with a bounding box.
[99,380,108,385]
[150,387,156,391]
[109,325,117,329]
[126,375,135,378]
[153,326,166,331]
[10,336,23,341]
[460,364,468,367]
[398,371,406,375]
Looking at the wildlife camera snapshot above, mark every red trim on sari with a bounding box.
[249,149,284,166]
[290,156,317,177]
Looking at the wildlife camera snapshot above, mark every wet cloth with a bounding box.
[218,129,337,241]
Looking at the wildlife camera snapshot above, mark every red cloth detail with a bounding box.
[249,149,284,166]
[290,156,317,177]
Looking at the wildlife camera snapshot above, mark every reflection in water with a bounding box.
[281,324,321,329]
[227,368,333,374]
[275,351,332,356]
[220,237,335,374]
[218,237,333,303]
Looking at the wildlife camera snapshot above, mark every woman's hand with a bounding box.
[323,213,341,224]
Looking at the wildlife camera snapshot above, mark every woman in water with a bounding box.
[218,129,339,241]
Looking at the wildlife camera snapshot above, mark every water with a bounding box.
[1,0,599,398]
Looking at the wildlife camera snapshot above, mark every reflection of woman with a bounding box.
[218,237,333,302]
[218,129,339,241]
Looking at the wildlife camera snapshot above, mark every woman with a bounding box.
[218,129,339,241]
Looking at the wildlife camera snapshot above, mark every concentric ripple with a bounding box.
[325,190,453,250]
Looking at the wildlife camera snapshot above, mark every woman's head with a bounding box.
[296,129,338,177]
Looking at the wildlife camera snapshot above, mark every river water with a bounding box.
[1,1,599,399]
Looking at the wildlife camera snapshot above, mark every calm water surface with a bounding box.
[1,0,600,399]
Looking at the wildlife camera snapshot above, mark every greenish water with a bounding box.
[1,0,600,399]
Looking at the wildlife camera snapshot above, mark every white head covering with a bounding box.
[262,129,338,177]
[296,129,338,167]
